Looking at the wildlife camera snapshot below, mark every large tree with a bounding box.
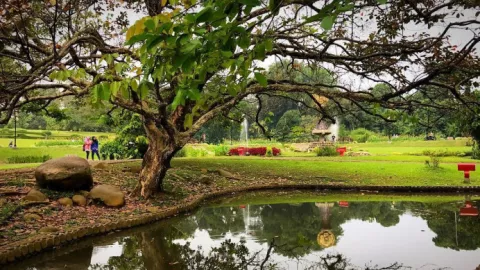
[1,0,479,197]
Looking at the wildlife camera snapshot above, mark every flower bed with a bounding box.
[229,147,281,156]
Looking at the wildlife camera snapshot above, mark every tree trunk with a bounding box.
[133,118,182,198]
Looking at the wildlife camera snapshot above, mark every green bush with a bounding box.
[69,134,82,140]
[350,128,374,143]
[420,149,472,157]
[266,147,273,157]
[7,155,52,164]
[425,156,441,169]
[175,147,187,157]
[35,140,82,147]
[188,148,208,157]
[214,145,229,156]
[101,136,148,160]
[314,146,339,156]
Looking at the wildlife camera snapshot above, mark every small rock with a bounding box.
[23,189,48,202]
[198,175,213,185]
[200,168,208,173]
[39,226,59,233]
[90,185,125,207]
[72,195,87,206]
[79,190,90,198]
[58,197,73,207]
[24,213,41,222]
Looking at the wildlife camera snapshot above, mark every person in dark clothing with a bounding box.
[91,136,101,160]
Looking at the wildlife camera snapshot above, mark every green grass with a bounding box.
[173,156,479,187]
[0,146,84,164]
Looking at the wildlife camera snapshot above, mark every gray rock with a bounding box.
[35,156,93,190]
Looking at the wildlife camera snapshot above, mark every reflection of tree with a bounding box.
[91,237,406,270]
[32,246,93,270]
[405,201,480,251]
[196,207,247,238]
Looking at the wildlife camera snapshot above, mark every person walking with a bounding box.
[83,137,92,160]
[91,136,101,160]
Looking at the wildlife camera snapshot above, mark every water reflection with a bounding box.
[7,197,480,270]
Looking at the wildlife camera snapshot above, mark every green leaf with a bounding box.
[254,43,266,60]
[76,68,87,79]
[171,89,186,109]
[377,0,387,4]
[130,80,139,91]
[146,35,165,51]
[114,63,124,74]
[265,39,273,51]
[321,16,334,30]
[173,54,189,69]
[187,88,201,100]
[92,85,100,104]
[184,113,193,129]
[182,57,195,73]
[110,81,121,96]
[221,51,233,58]
[138,82,149,99]
[144,19,155,31]
[239,0,260,6]
[125,33,151,45]
[49,71,58,80]
[238,34,250,49]
[254,72,268,87]
[99,83,111,100]
[196,6,214,23]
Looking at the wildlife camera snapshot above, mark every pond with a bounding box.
[6,191,480,270]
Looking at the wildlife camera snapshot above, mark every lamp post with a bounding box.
[13,110,17,148]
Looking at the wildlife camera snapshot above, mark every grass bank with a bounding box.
[172,156,479,187]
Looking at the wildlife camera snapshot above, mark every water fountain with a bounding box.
[239,116,249,154]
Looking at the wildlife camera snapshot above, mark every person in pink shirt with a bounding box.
[83,137,92,160]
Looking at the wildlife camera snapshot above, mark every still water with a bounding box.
[7,192,480,270]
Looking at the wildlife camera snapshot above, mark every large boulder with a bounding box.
[35,156,93,191]
[90,185,125,207]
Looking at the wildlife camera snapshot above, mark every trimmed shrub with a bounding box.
[35,140,82,147]
[314,146,339,156]
[7,155,52,164]
[214,145,229,156]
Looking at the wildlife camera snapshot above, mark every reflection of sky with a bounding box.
[173,214,480,270]
[89,242,124,266]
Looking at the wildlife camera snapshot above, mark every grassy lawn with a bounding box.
[173,156,479,187]
[0,146,85,163]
